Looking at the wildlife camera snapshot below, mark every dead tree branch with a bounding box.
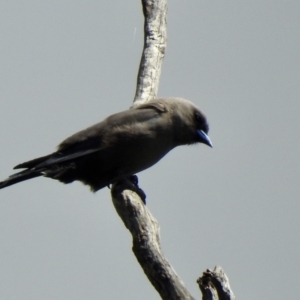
[111,179,194,300]
[197,266,236,300]
[110,1,236,299]
[133,0,167,106]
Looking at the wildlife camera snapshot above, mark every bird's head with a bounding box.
[170,98,213,148]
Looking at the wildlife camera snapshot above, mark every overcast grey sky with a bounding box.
[0,1,299,299]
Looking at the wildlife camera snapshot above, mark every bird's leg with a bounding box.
[128,175,146,204]
[112,175,146,204]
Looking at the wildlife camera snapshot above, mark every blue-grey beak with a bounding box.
[197,130,213,148]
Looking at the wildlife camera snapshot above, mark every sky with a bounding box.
[0,1,299,299]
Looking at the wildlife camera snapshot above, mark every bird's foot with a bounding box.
[111,175,146,204]
[128,175,146,204]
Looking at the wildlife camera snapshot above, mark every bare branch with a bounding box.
[110,0,237,299]
[111,0,193,296]
[133,0,167,106]
[111,179,194,300]
[197,266,236,300]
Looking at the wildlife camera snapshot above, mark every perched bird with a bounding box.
[0,98,212,192]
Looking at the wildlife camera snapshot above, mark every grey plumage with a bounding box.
[0,98,212,191]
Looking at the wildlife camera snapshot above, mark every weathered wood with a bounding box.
[133,0,167,106]
[111,0,194,296]
[111,179,194,300]
[197,266,236,300]
[110,0,236,299]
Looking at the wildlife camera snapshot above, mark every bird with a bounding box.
[0,98,212,192]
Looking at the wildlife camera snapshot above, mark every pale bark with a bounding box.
[111,1,236,299]
[197,266,236,300]
[111,179,194,300]
[133,0,167,106]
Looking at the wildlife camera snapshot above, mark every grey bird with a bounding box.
[0,98,212,192]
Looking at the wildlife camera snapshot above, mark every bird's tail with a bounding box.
[0,153,55,189]
[0,169,42,189]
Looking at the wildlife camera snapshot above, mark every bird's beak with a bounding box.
[197,130,213,148]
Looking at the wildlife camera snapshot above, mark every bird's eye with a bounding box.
[195,112,209,133]
[195,113,202,123]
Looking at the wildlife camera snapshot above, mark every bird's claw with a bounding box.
[110,175,146,204]
[128,175,146,204]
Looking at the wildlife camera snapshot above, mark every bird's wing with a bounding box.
[134,101,168,113]
[15,102,168,171]
[14,148,101,170]
[58,101,168,151]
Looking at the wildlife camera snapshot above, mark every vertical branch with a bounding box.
[111,1,237,299]
[111,0,195,299]
[133,0,167,106]
[111,180,194,300]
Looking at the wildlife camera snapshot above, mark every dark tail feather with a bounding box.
[14,153,53,169]
[0,170,42,189]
